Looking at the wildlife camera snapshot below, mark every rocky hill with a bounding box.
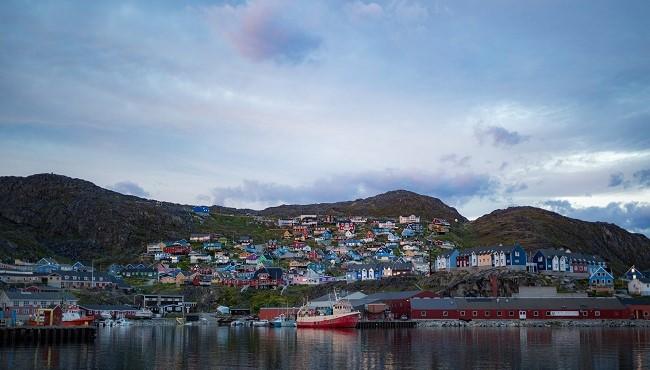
[1,174,648,270]
[0,174,195,262]
[259,190,467,222]
[468,207,650,272]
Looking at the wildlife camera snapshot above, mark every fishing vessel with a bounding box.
[62,306,95,327]
[297,291,360,328]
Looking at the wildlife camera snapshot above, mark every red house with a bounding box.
[164,245,191,255]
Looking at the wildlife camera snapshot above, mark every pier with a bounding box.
[0,326,96,346]
[356,320,416,329]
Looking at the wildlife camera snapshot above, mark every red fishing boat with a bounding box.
[62,306,95,326]
[297,291,360,328]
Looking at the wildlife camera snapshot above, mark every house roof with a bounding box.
[79,304,137,311]
[364,290,427,301]
[3,290,77,301]
[412,297,626,310]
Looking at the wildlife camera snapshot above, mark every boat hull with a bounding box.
[297,312,359,329]
[62,317,95,327]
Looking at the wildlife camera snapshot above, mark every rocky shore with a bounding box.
[416,319,650,328]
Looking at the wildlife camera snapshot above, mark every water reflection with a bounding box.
[1,326,649,369]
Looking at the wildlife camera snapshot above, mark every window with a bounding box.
[497,311,502,317]
[23,301,29,306]
[509,311,514,317]
[643,312,649,317]
[442,311,448,317]
[41,301,46,306]
[485,311,490,317]
[515,251,520,257]
[420,311,426,317]
[595,311,600,317]
[460,311,466,316]
[581,311,588,317]
[472,311,478,317]
[13,301,19,306]
[533,311,539,317]
[546,311,551,316]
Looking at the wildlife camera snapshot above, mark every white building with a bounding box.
[628,278,650,296]
[399,215,420,224]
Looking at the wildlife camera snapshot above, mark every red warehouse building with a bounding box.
[411,297,630,320]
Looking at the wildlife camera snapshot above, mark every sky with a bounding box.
[1,0,649,235]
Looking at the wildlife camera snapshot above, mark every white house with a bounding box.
[399,215,420,224]
[628,278,650,296]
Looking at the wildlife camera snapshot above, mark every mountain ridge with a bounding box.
[0,173,648,270]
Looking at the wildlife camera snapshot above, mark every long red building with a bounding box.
[411,297,631,320]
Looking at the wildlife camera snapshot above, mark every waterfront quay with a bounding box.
[0,326,96,346]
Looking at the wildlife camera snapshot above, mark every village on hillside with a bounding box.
[2,208,650,325]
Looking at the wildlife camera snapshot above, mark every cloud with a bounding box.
[608,172,624,187]
[207,1,321,64]
[475,125,528,147]
[211,169,498,208]
[345,1,383,20]
[633,169,650,188]
[108,181,150,198]
[542,200,650,236]
[505,183,528,194]
[440,154,471,167]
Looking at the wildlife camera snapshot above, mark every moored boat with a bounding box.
[62,306,95,327]
[297,292,360,329]
[134,308,154,319]
[252,319,269,327]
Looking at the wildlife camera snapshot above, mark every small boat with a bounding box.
[230,320,245,327]
[271,314,297,327]
[134,308,154,319]
[114,318,132,326]
[297,291,360,329]
[252,319,269,327]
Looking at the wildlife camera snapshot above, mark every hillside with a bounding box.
[0,174,195,262]
[1,174,649,271]
[469,207,650,272]
[259,190,467,222]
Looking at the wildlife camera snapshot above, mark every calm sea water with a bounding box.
[1,326,649,369]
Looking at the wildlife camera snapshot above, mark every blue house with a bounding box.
[347,250,363,262]
[623,266,645,281]
[533,249,573,272]
[375,247,396,261]
[193,206,210,216]
[321,230,333,240]
[346,263,383,281]
[589,266,614,289]
[435,249,459,271]
[401,228,416,238]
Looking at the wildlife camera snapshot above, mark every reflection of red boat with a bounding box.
[297,292,360,329]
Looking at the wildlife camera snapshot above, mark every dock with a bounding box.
[356,320,416,329]
[0,326,96,345]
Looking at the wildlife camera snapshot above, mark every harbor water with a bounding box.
[1,325,650,369]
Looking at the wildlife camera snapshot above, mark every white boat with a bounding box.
[115,318,132,326]
[271,315,297,327]
[252,319,269,327]
[230,320,245,327]
[134,308,154,319]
